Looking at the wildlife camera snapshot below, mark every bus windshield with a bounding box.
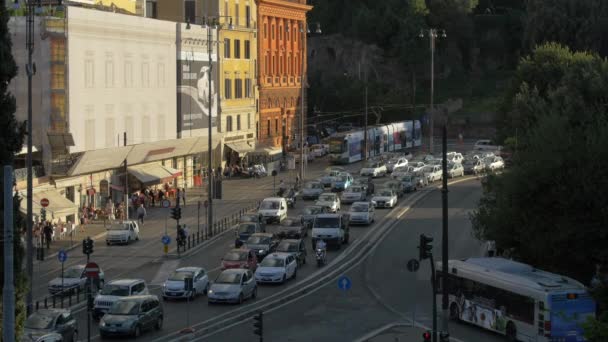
[329,140,344,153]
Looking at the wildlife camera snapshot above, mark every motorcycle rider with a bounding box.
[316,239,327,265]
[278,179,286,196]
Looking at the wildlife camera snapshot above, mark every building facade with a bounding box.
[256,0,311,151]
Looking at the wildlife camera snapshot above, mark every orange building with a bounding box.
[257,0,312,150]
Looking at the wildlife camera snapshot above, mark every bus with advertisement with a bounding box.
[437,258,595,342]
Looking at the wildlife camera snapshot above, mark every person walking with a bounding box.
[137,204,147,225]
[181,188,186,206]
[176,188,182,207]
[43,222,53,249]
[79,209,87,233]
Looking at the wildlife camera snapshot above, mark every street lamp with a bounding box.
[186,15,232,238]
[418,28,446,155]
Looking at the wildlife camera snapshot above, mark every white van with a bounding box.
[258,197,288,224]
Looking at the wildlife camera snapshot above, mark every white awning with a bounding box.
[251,146,283,156]
[20,190,78,218]
[128,164,182,185]
[225,141,255,155]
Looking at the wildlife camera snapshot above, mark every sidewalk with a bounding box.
[42,222,108,259]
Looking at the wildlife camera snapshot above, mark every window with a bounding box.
[146,1,157,18]
[235,4,239,26]
[245,5,251,28]
[85,119,96,150]
[266,119,270,136]
[157,63,165,87]
[142,115,150,142]
[157,114,165,140]
[237,114,241,130]
[85,60,94,88]
[287,56,291,74]
[224,39,231,58]
[279,25,283,40]
[280,57,283,74]
[234,40,241,59]
[224,78,232,99]
[275,119,279,133]
[226,116,233,132]
[184,0,195,24]
[271,25,275,40]
[245,79,252,98]
[125,115,134,143]
[264,23,267,38]
[244,40,250,59]
[141,62,150,87]
[235,78,243,98]
[105,117,115,147]
[265,55,269,74]
[272,55,276,74]
[248,113,251,129]
[124,61,133,87]
[286,25,290,40]
[105,61,114,87]
[224,0,228,15]
[51,64,65,89]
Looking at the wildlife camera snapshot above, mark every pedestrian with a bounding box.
[486,240,496,257]
[43,222,53,249]
[79,209,87,232]
[181,188,186,206]
[67,220,74,238]
[176,188,182,207]
[151,188,156,207]
[137,203,146,225]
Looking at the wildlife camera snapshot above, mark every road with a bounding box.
[189,179,505,342]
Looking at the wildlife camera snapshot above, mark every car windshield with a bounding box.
[377,191,393,197]
[260,258,285,267]
[388,158,400,164]
[401,176,413,182]
[108,223,129,231]
[215,272,242,284]
[25,312,55,329]
[260,201,279,210]
[277,241,299,252]
[168,271,194,281]
[109,301,140,315]
[224,251,248,261]
[63,267,83,278]
[282,219,299,227]
[336,176,348,182]
[305,183,321,189]
[349,186,363,193]
[366,162,380,168]
[100,284,130,296]
[238,224,257,234]
[247,236,270,244]
[240,215,256,223]
[350,204,369,212]
[463,159,476,166]
[303,207,320,215]
[422,166,435,172]
[319,195,335,202]
[314,217,340,228]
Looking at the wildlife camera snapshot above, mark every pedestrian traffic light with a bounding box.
[418,234,433,261]
[171,207,182,221]
[422,330,432,341]
[82,237,94,255]
[439,331,450,342]
[40,208,46,223]
[253,310,263,338]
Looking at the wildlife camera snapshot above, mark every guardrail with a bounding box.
[33,285,93,313]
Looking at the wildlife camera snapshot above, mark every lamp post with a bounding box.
[186,16,233,238]
[418,28,446,155]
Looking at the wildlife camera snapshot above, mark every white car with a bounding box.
[474,139,503,152]
[93,279,149,320]
[208,269,257,304]
[463,159,485,175]
[310,144,326,157]
[315,193,341,213]
[486,156,505,171]
[448,163,465,178]
[301,181,324,200]
[254,253,298,284]
[447,152,464,164]
[409,161,427,173]
[162,267,209,300]
[348,202,375,225]
[386,157,408,172]
[340,185,367,204]
[391,165,415,179]
[371,189,398,208]
[106,220,140,245]
[423,165,443,182]
[360,161,388,177]
[48,264,106,295]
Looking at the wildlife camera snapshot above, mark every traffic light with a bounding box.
[418,234,433,261]
[213,179,222,199]
[36,246,44,261]
[82,237,94,255]
[422,330,432,341]
[40,208,46,223]
[439,331,450,342]
[253,310,263,338]
[171,207,182,221]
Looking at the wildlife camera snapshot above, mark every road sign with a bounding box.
[161,235,171,245]
[40,198,50,208]
[337,275,352,291]
[204,200,208,208]
[57,249,67,263]
[161,199,171,208]
[407,258,420,272]
[85,262,100,279]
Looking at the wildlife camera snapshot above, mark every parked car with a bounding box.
[474,139,503,152]
[447,162,465,178]
[348,202,375,225]
[486,156,505,171]
[208,269,257,304]
[331,173,353,192]
[315,192,341,213]
[106,220,140,245]
[275,217,307,239]
[371,189,398,208]
[301,181,324,200]
[235,222,264,244]
[340,185,367,204]
[254,253,298,284]
[275,239,307,266]
[99,295,163,338]
[161,267,209,300]
[463,159,485,175]
[423,165,443,183]
[386,157,409,172]
[221,248,258,271]
[25,309,78,342]
[244,233,279,261]
[93,279,149,320]
[48,264,105,295]
[360,161,388,178]
[299,205,327,229]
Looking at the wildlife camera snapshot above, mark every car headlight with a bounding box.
[100,321,106,327]
[208,289,213,294]
[259,249,266,254]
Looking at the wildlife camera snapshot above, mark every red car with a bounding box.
[221,248,258,271]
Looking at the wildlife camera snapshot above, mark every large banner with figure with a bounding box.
[177,52,219,134]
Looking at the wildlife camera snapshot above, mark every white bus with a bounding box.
[437,258,595,342]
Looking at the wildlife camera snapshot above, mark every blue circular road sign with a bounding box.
[58,249,67,263]
[161,235,171,245]
[337,275,352,291]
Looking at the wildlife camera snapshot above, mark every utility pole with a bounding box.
[364,72,368,160]
[123,132,129,220]
[441,121,449,338]
[299,23,306,181]
[4,166,15,341]
[419,29,446,155]
[207,21,214,237]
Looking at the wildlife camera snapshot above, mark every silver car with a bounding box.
[340,185,367,204]
[301,181,324,200]
[208,269,257,304]
[99,295,163,338]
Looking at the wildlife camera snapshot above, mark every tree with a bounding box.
[0,2,28,339]
[471,43,608,338]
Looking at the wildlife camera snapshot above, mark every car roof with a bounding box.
[114,295,158,303]
[176,267,204,273]
[221,268,247,275]
[351,201,370,206]
[280,239,302,244]
[229,248,252,253]
[319,192,336,196]
[250,233,273,237]
[263,197,285,202]
[33,308,70,316]
[108,279,145,286]
[316,213,341,218]
[266,252,292,260]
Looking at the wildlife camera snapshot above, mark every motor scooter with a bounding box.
[316,248,326,267]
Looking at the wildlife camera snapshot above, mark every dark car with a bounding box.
[234,222,263,244]
[239,212,266,232]
[99,295,163,338]
[299,205,326,229]
[283,188,297,208]
[24,308,78,342]
[245,233,279,261]
[275,217,307,239]
[275,239,307,266]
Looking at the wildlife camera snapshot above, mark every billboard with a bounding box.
[177,57,219,134]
